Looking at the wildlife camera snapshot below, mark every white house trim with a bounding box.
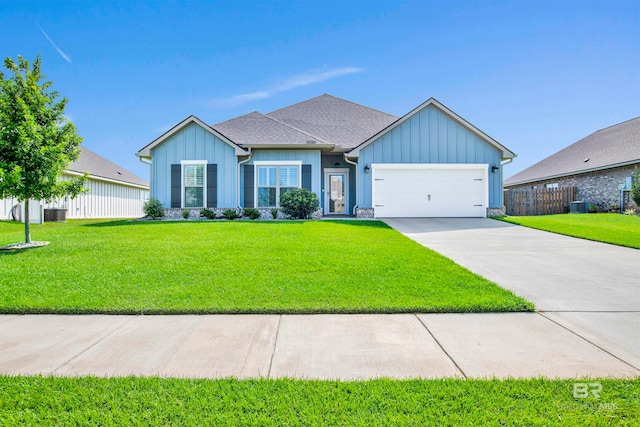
[180,160,207,209]
[253,160,303,208]
[323,168,350,215]
[136,115,247,158]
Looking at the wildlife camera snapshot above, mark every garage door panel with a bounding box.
[373,165,487,218]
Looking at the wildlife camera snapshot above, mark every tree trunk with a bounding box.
[24,199,31,243]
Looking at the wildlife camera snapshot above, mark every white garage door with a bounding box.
[372,164,488,218]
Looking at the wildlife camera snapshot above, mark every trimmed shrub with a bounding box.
[279,188,319,219]
[243,208,261,220]
[143,198,164,220]
[271,208,279,219]
[222,209,241,220]
[200,208,217,219]
[182,209,190,219]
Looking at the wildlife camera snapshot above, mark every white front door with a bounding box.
[324,168,349,215]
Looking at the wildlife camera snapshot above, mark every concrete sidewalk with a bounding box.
[1,313,638,380]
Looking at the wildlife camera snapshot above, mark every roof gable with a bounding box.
[266,94,398,149]
[69,146,149,188]
[505,117,640,186]
[348,98,515,159]
[136,115,246,158]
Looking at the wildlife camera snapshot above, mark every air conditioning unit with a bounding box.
[570,201,588,214]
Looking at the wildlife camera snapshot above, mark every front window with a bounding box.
[184,164,204,207]
[256,164,300,207]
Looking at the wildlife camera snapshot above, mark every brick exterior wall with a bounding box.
[507,164,639,211]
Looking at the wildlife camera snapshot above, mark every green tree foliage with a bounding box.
[0,55,86,243]
[279,188,319,219]
[631,168,640,207]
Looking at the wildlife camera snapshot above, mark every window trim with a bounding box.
[180,160,207,208]
[254,161,302,208]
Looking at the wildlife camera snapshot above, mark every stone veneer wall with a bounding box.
[162,207,323,220]
[487,206,506,217]
[356,208,375,218]
[507,164,639,211]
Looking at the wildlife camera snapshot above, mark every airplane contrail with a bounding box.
[37,24,72,63]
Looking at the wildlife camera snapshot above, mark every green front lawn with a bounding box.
[1,376,637,426]
[0,220,531,313]
[497,213,640,249]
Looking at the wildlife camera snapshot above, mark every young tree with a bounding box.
[0,55,86,243]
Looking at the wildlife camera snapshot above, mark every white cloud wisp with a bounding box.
[211,67,364,108]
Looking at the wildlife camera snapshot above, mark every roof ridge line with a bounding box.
[262,114,333,145]
[592,116,640,134]
[265,93,398,119]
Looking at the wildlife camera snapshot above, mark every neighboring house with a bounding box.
[504,117,640,210]
[1,146,150,221]
[136,94,515,218]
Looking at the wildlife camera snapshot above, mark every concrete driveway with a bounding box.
[383,218,640,369]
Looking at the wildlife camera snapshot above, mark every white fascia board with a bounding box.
[348,98,516,160]
[136,115,247,158]
[372,163,488,171]
[253,160,303,166]
[64,171,150,190]
[243,144,335,151]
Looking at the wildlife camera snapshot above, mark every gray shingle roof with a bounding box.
[68,146,149,188]
[212,111,333,147]
[265,94,399,149]
[505,117,640,186]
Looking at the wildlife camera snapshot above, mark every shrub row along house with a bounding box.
[504,117,640,211]
[1,146,149,221]
[136,94,515,218]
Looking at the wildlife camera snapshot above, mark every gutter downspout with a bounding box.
[138,157,152,202]
[238,148,252,209]
[500,157,515,211]
[343,153,359,216]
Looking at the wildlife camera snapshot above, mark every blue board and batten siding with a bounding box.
[151,123,238,208]
[240,150,322,205]
[358,105,504,208]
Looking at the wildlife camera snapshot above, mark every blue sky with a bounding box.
[1,0,638,181]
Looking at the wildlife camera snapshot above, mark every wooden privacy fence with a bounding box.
[504,186,577,216]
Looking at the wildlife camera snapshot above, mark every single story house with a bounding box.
[1,146,150,221]
[504,117,640,210]
[136,94,515,218]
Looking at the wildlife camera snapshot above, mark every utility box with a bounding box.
[570,201,588,214]
[44,208,67,222]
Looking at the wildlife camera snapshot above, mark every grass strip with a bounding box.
[0,376,637,426]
